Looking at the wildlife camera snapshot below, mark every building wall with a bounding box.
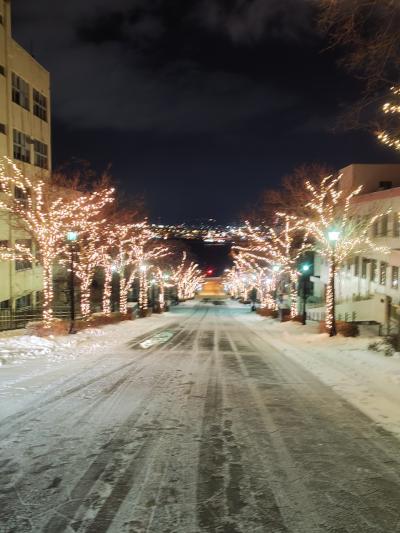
[311,172,400,325]
[0,0,51,310]
[340,164,400,196]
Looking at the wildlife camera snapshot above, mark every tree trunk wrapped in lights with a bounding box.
[138,267,148,313]
[0,157,114,327]
[154,267,166,310]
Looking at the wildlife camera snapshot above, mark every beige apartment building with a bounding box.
[309,163,400,329]
[0,0,51,312]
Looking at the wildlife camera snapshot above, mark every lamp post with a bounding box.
[300,263,310,325]
[66,231,78,334]
[328,230,340,337]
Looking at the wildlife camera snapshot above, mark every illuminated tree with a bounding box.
[102,222,168,315]
[0,158,114,326]
[304,174,388,335]
[171,252,204,300]
[377,87,400,150]
[235,216,309,317]
[72,220,108,319]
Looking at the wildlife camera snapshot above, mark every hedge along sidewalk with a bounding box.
[237,313,400,440]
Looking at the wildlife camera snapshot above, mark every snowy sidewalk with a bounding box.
[0,309,186,421]
[238,311,400,439]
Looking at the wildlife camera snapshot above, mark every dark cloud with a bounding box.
[10,0,398,223]
[12,0,313,133]
[194,0,314,43]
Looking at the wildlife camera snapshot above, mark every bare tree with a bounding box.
[318,0,400,133]
[252,163,334,223]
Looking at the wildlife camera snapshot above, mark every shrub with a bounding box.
[318,320,359,337]
[257,308,278,318]
[368,335,398,356]
[27,318,69,337]
[291,314,304,323]
[26,311,133,337]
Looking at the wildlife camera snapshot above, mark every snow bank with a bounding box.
[0,312,177,367]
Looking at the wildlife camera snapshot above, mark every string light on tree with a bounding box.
[377,86,400,150]
[304,174,389,336]
[0,157,114,327]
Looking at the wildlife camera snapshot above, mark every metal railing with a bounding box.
[0,306,72,332]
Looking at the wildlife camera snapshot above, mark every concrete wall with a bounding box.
[340,164,400,195]
[307,294,389,324]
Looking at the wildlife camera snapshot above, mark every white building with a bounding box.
[309,163,400,328]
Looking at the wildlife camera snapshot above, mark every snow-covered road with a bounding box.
[1,302,400,532]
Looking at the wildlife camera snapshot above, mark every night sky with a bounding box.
[12,0,400,223]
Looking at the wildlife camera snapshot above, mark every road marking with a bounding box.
[139,330,174,349]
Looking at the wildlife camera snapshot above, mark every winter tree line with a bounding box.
[224,165,389,336]
[0,158,204,329]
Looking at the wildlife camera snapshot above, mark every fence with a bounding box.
[0,306,73,332]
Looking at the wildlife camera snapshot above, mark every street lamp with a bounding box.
[300,263,310,325]
[328,229,340,337]
[66,231,78,334]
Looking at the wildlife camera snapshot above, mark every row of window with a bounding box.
[349,257,399,288]
[0,291,43,311]
[13,129,48,168]
[11,72,48,121]
[372,213,400,237]
[0,239,33,271]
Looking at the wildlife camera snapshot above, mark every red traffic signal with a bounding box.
[207,268,214,276]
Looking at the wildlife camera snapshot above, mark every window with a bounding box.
[370,260,377,282]
[0,123,5,135]
[0,239,9,249]
[391,266,399,289]
[35,290,43,306]
[33,89,47,121]
[0,65,5,76]
[372,220,378,237]
[14,185,29,204]
[13,129,30,163]
[15,239,32,271]
[381,214,389,236]
[379,262,388,286]
[15,294,32,310]
[354,257,359,276]
[12,72,30,110]
[0,299,10,310]
[361,258,369,279]
[33,139,48,169]
[394,214,400,237]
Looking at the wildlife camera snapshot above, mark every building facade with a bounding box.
[0,0,51,311]
[309,163,400,328]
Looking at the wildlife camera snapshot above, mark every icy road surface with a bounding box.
[1,303,400,532]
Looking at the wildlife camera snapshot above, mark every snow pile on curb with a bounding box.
[0,313,177,367]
